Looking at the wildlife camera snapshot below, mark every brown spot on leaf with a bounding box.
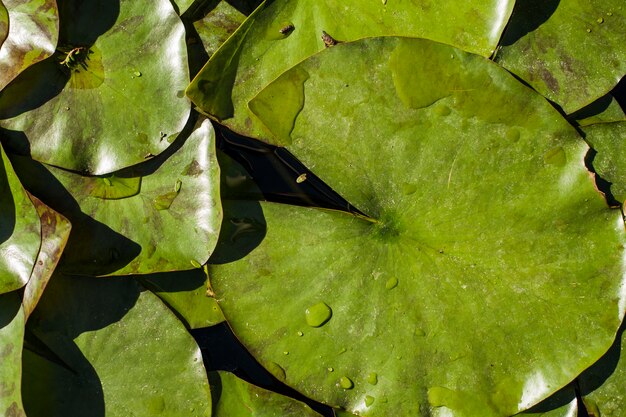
[5,402,25,417]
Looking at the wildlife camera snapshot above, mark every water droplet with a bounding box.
[266,362,286,381]
[296,173,307,183]
[402,183,417,195]
[134,70,142,77]
[505,128,520,142]
[103,177,112,186]
[385,277,398,290]
[305,302,332,327]
[338,376,354,389]
[65,106,70,111]
[607,11,613,16]
[175,179,182,193]
[297,331,304,337]
[327,367,334,372]
[339,347,347,354]
[283,351,289,355]
[367,372,378,385]
[415,328,426,337]
[544,146,566,167]
[365,395,375,407]
[597,17,605,24]
[586,28,592,33]
[190,260,202,268]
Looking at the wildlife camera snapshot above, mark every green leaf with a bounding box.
[576,322,626,417]
[0,144,40,294]
[0,0,190,174]
[0,1,8,49]
[0,292,25,417]
[210,37,626,416]
[519,386,578,417]
[0,0,59,92]
[23,274,211,417]
[22,194,71,319]
[139,268,225,329]
[570,94,626,127]
[210,371,322,417]
[582,121,626,202]
[191,0,246,59]
[10,117,222,276]
[186,0,515,143]
[494,0,626,114]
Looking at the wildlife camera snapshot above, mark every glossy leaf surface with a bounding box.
[211,37,626,416]
[10,118,221,276]
[139,268,225,329]
[495,0,626,113]
[0,145,40,294]
[192,0,246,59]
[210,371,322,417]
[0,0,190,174]
[186,0,515,143]
[0,292,25,417]
[519,386,578,417]
[583,122,626,202]
[0,0,59,91]
[23,274,211,417]
[22,195,71,319]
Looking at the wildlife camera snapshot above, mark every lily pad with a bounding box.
[0,0,59,92]
[519,386,578,417]
[192,0,246,59]
[186,0,515,143]
[0,1,7,49]
[210,371,322,417]
[139,267,225,329]
[210,37,626,416]
[0,0,190,174]
[0,292,25,417]
[22,274,211,417]
[0,144,40,294]
[582,122,626,202]
[570,94,626,127]
[9,117,221,276]
[22,194,71,319]
[570,320,626,417]
[494,0,626,114]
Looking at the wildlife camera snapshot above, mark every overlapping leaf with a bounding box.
[210,371,322,417]
[0,0,59,92]
[22,195,71,318]
[23,274,211,417]
[0,1,8,49]
[0,144,40,294]
[139,268,225,329]
[10,117,221,276]
[186,0,515,143]
[192,0,246,59]
[583,122,626,202]
[0,292,25,417]
[570,94,626,127]
[210,37,626,416]
[495,0,626,114]
[0,0,190,174]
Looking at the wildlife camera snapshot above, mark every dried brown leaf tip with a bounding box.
[321,31,341,47]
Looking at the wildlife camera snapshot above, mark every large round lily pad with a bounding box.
[186,0,514,143]
[23,274,211,417]
[0,0,190,174]
[10,117,222,276]
[0,0,59,92]
[494,0,626,114]
[209,37,626,416]
[0,144,40,294]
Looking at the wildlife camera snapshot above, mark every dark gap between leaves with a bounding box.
[191,323,335,417]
